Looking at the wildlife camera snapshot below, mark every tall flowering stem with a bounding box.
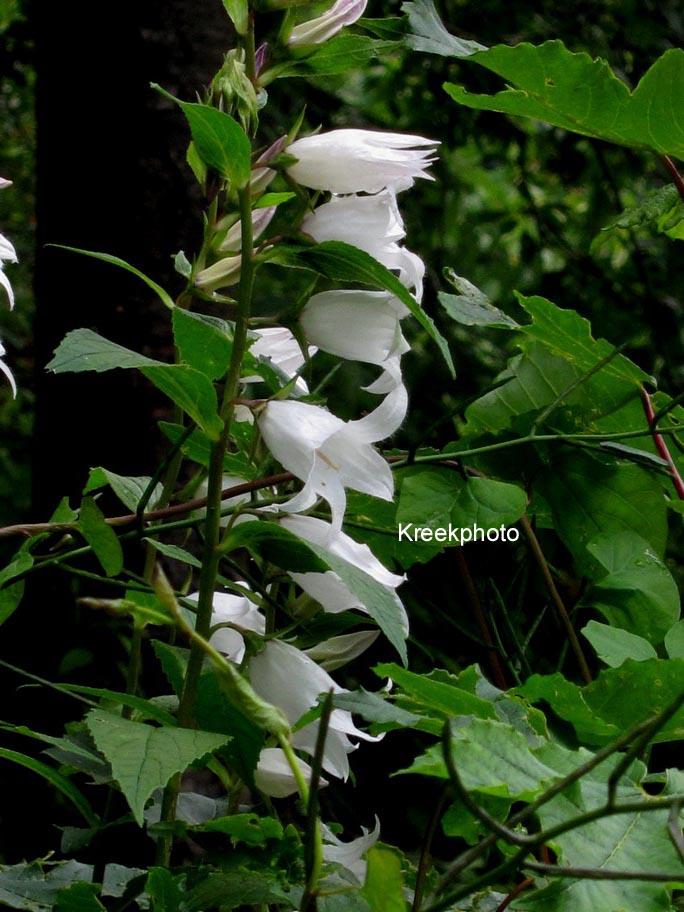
[177,183,255,727]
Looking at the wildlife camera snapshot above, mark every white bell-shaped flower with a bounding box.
[302,190,425,300]
[300,289,410,392]
[187,587,265,663]
[258,384,407,533]
[321,817,381,884]
[249,639,381,780]
[247,326,316,394]
[280,514,407,634]
[254,747,321,798]
[288,0,367,46]
[0,341,16,398]
[286,129,439,194]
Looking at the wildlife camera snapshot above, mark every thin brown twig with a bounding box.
[518,515,592,685]
[494,878,534,912]
[0,472,294,540]
[640,386,684,499]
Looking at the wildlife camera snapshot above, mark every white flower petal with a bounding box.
[254,747,322,798]
[287,129,439,194]
[0,267,15,310]
[187,586,264,663]
[321,817,380,883]
[304,630,380,671]
[288,0,367,46]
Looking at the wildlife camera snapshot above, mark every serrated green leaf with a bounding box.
[362,846,406,912]
[268,241,455,378]
[522,660,684,746]
[152,641,264,786]
[153,89,251,188]
[583,532,679,643]
[47,328,158,374]
[400,716,558,799]
[172,309,233,380]
[374,663,497,721]
[48,246,174,309]
[603,184,681,231]
[0,861,94,912]
[141,365,223,440]
[445,42,684,159]
[78,497,123,577]
[84,467,163,513]
[85,710,230,825]
[402,0,485,57]
[521,740,684,912]
[582,620,657,667]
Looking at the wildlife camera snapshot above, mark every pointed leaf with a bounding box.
[141,365,223,440]
[582,620,657,668]
[49,246,174,309]
[78,497,124,577]
[403,0,485,57]
[85,710,230,824]
[153,89,251,188]
[445,43,684,159]
[47,328,158,374]
[172,309,233,380]
[221,0,248,34]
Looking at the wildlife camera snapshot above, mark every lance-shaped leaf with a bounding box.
[445,41,684,159]
[78,497,124,577]
[85,711,230,825]
[152,87,251,188]
[172,309,233,380]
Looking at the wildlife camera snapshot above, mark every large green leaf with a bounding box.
[221,0,248,34]
[172,309,233,381]
[54,883,105,912]
[152,641,264,786]
[582,532,680,644]
[400,716,559,800]
[273,35,403,78]
[85,710,230,825]
[445,42,684,159]
[463,294,649,438]
[519,740,684,912]
[537,451,668,574]
[179,870,300,911]
[521,659,684,746]
[0,861,94,912]
[582,620,657,668]
[84,467,163,514]
[140,365,223,441]
[362,846,406,912]
[47,328,158,373]
[397,469,526,546]
[153,90,251,188]
[268,241,455,378]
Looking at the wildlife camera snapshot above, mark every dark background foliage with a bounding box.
[1,0,684,871]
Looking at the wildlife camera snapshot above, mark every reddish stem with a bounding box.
[494,878,535,912]
[662,155,684,203]
[640,387,684,499]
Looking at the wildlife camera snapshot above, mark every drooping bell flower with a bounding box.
[286,129,439,194]
[254,747,321,798]
[187,587,265,663]
[249,638,381,780]
[247,326,316,394]
[258,384,407,533]
[280,514,407,634]
[288,0,367,47]
[302,189,425,300]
